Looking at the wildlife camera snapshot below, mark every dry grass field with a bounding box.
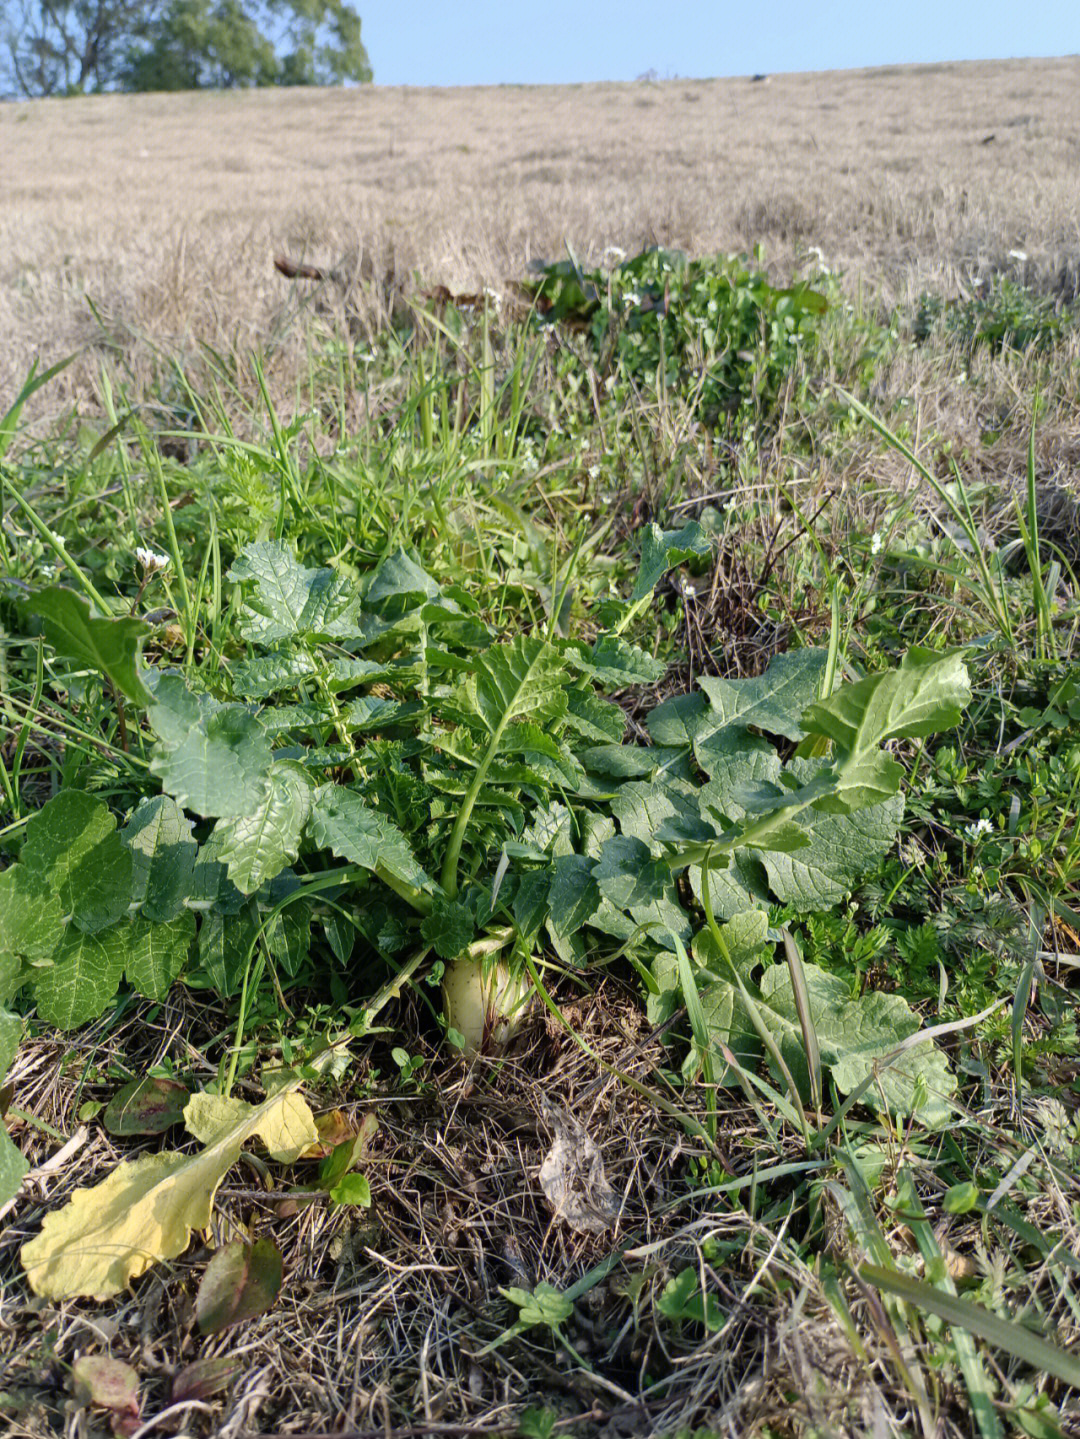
[3,55,1080,411]
[4,57,1080,1439]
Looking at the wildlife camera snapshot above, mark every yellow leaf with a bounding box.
[21,1088,317,1300]
[183,1091,317,1163]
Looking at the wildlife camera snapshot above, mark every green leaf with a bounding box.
[501,1281,574,1332]
[689,851,770,919]
[0,1009,26,1206]
[548,854,602,937]
[213,761,315,895]
[510,871,551,939]
[801,649,972,811]
[197,906,258,998]
[103,1076,190,1135]
[29,586,151,704]
[365,547,440,611]
[695,727,781,792]
[22,790,132,933]
[187,829,248,915]
[123,796,197,921]
[859,1263,1080,1391]
[561,688,627,743]
[0,865,65,983]
[0,1008,22,1077]
[33,924,130,1030]
[227,541,365,643]
[757,962,956,1124]
[630,520,711,603]
[610,777,715,853]
[459,635,569,734]
[758,774,904,910]
[263,902,312,978]
[592,835,668,908]
[657,1266,723,1330]
[308,787,430,892]
[575,634,667,687]
[124,912,196,1000]
[698,649,828,744]
[582,744,688,779]
[148,677,273,819]
[230,651,317,698]
[650,948,761,1079]
[646,691,711,747]
[329,1172,372,1208]
[343,696,424,731]
[420,897,476,959]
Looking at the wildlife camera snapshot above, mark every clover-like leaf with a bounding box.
[30,586,151,704]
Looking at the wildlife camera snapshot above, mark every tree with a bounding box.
[1,0,371,96]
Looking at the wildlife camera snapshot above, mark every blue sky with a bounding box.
[362,1,1079,88]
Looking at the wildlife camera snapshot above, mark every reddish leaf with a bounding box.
[196,1237,283,1334]
[171,1355,241,1402]
[103,1076,189,1135]
[71,1355,140,1422]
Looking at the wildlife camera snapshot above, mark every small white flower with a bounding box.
[603,375,616,393]
[625,291,643,308]
[483,286,502,310]
[136,546,171,574]
[602,245,627,265]
[680,578,695,598]
[587,464,600,479]
[870,532,883,555]
[964,818,994,843]
[358,350,376,365]
[41,562,56,578]
[49,530,67,549]
[521,453,539,474]
[805,245,831,274]
[1008,249,1027,263]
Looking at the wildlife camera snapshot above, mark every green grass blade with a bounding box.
[860,1263,1080,1388]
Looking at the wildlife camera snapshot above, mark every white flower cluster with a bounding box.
[870,532,883,555]
[964,817,994,843]
[136,546,171,574]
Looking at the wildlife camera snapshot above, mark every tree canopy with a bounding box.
[1,0,372,96]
